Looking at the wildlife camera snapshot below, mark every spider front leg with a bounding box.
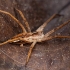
[0,10,27,33]
[53,36,70,38]
[45,35,70,41]
[25,41,36,66]
[15,9,31,33]
[36,14,61,32]
[42,20,70,41]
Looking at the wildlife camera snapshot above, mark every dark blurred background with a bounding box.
[0,0,70,70]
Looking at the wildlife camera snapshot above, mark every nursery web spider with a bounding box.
[0,9,70,65]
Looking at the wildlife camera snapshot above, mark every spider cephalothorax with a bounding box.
[0,9,70,65]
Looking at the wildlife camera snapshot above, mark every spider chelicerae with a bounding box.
[0,9,70,65]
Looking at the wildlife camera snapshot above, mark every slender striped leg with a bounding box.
[42,35,70,42]
[36,14,61,32]
[54,36,70,38]
[0,38,20,46]
[0,10,27,33]
[25,41,36,66]
[0,36,28,46]
[12,33,26,38]
[43,20,70,41]
[16,9,31,32]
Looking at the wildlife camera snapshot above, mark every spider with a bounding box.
[0,9,70,66]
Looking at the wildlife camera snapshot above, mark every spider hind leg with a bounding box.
[25,41,36,66]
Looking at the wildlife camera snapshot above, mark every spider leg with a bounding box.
[36,14,61,32]
[25,41,36,66]
[15,9,31,33]
[12,33,26,38]
[54,36,70,38]
[0,38,20,46]
[54,35,70,41]
[43,20,70,40]
[0,10,27,33]
[42,35,70,41]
